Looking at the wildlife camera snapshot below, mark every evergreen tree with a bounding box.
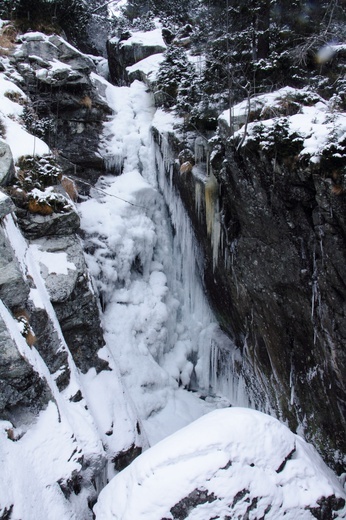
[155,45,195,109]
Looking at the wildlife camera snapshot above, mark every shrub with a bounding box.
[16,155,62,191]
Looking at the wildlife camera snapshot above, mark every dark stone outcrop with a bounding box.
[107,30,166,85]
[152,121,346,472]
[15,206,80,239]
[11,32,111,185]
[31,234,107,373]
[0,313,51,415]
[112,444,142,472]
[170,489,217,519]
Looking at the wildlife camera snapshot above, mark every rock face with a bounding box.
[34,234,107,373]
[0,218,30,309]
[107,28,166,85]
[152,105,346,471]
[0,311,51,416]
[0,140,15,186]
[94,408,346,519]
[12,31,111,185]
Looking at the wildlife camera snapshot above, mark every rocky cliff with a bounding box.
[151,86,346,472]
[0,17,345,519]
[0,27,145,519]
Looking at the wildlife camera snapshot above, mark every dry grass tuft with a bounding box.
[61,175,78,201]
[27,198,54,215]
[331,184,344,195]
[79,95,92,109]
[0,24,16,56]
[13,308,37,347]
[180,161,193,174]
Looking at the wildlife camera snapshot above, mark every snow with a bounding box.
[1,28,345,520]
[0,73,50,160]
[119,28,166,49]
[126,53,164,81]
[79,74,251,452]
[107,0,128,17]
[5,117,50,160]
[94,408,346,520]
[220,86,346,164]
[30,244,77,275]
[0,214,141,518]
[220,86,299,123]
[152,107,184,133]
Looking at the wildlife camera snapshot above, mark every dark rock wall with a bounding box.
[214,145,346,472]
[153,127,346,472]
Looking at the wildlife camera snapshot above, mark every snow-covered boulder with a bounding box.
[94,408,346,520]
[0,139,15,186]
[107,28,166,85]
[14,32,94,87]
[126,53,164,87]
[29,236,80,303]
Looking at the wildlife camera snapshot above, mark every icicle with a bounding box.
[194,136,206,165]
[152,131,253,409]
[104,153,123,174]
[205,171,223,270]
[205,172,218,237]
[195,182,203,221]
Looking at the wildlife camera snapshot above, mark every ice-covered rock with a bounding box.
[94,408,346,520]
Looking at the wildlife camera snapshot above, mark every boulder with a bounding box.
[48,35,95,73]
[94,408,346,520]
[0,140,15,187]
[126,53,164,87]
[33,235,83,303]
[15,206,80,239]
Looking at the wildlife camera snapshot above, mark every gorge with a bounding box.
[0,3,346,519]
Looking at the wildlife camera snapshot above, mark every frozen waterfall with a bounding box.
[79,78,251,445]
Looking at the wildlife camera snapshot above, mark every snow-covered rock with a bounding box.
[107,28,166,85]
[126,53,164,86]
[0,191,14,219]
[94,408,346,520]
[0,139,15,186]
[20,32,95,87]
[0,223,30,309]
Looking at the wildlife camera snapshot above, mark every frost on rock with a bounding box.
[94,407,346,520]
